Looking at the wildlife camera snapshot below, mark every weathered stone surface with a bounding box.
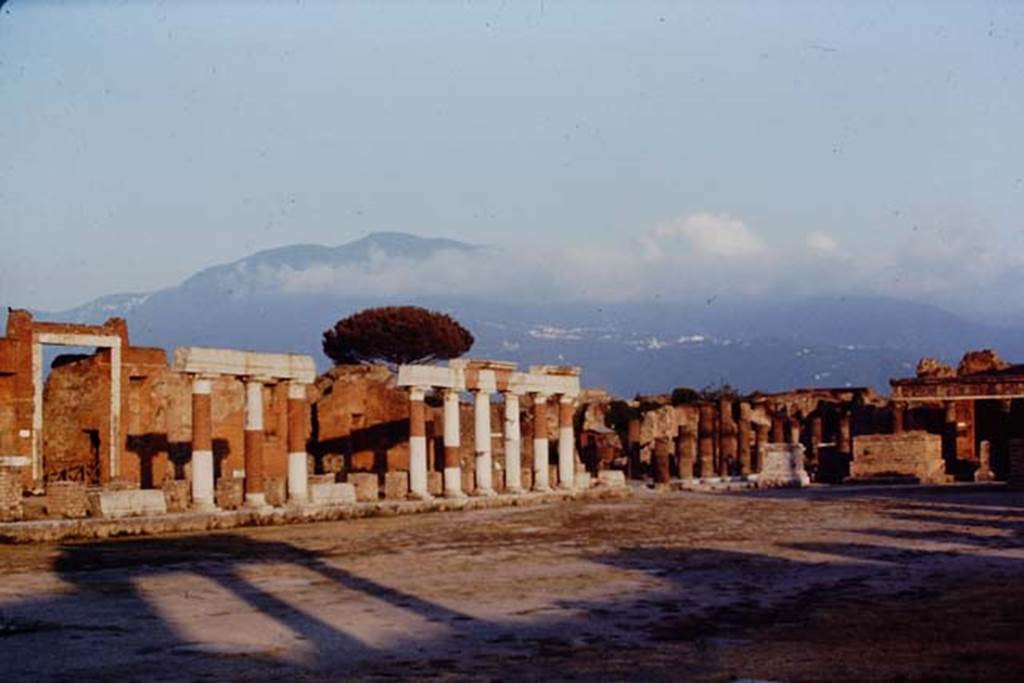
[427,471,443,497]
[958,349,1010,376]
[347,472,380,502]
[216,478,244,510]
[461,469,475,495]
[574,472,592,490]
[975,440,996,482]
[310,482,356,506]
[851,432,946,484]
[265,476,287,507]
[597,470,626,488]
[384,471,409,500]
[917,357,955,379]
[759,444,810,488]
[161,479,190,513]
[0,466,23,521]
[47,481,89,518]
[88,489,167,519]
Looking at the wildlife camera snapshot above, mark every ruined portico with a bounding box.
[172,347,316,509]
[397,360,581,498]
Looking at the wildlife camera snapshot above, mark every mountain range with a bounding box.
[12,232,1024,397]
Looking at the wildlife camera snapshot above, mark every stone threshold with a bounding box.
[0,486,631,545]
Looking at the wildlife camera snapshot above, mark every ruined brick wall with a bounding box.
[851,432,947,483]
[0,311,38,486]
[0,465,23,521]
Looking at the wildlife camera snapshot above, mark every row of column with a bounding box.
[191,375,309,509]
[408,388,576,499]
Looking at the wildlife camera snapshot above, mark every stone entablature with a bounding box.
[396,359,582,500]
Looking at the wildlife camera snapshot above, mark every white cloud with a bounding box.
[805,231,839,254]
[653,212,768,258]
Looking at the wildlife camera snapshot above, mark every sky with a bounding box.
[1,1,1022,319]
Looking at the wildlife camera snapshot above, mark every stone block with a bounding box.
[759,444,811,488]
[347,472,380,502]
[161,479,191,513]
[88,489,168,519]
[427,471,443,497]
[851,432,946,484]
[461,469,475,495]
[310,482,356,506]
[520,467,533,491]
[216,478,244,510]
[0,466,23,522]
[308,473,338,487]
[493,467,505,493]
[46,481,89,519]
[574,472,592,490]
[597,470,626,488]
[549,464,559,488]
[265,476,287,507]
[384,471,409,500]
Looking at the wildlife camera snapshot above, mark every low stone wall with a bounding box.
[852,432,947,484]
[162,480,191,513]
[758,444,810,488]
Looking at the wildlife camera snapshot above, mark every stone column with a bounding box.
[504,392,523,493]
[810,415,823,466]
[653,437,671,486]
[787,413,802,445]
[718,399,737,478]
[190,375,216,510]
[892,403,905,434]
[442,389,465,498]
[627,417,641,480]
[737,402,753,476]
[408,386,430,500]
[473,389,495,496]
[698,403,715,478]
[770,411,785,444]
[838,409,852,455]
[286,381,309,503]
[533,393,551,491]
[676,423,696,480]
[244,378,268,507]
[754,422,770,473]
[557,395,575,490]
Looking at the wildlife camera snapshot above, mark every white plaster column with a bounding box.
[244,378,268,507]
[504,392,523,492]
[442,389,465,498]
[473,389,495,495]
[558,394,575,490]
[533,393,551,492]
[408,386,431,499]
[190,375,216,510]
[286,381,309,503]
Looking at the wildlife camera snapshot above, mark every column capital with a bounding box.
[287,381,307,400]
[533,392,550,402]
[191,375,216,394]
[243,375,275,386]
[558,394,575,405]
[409,386,428,402]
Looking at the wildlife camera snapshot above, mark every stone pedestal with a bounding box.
[348,472,379,502]
[975,440,996,482]
[759,444,811,488]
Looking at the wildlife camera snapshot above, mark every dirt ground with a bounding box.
[1,485,1022,682]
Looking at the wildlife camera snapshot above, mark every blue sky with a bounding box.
[2,1,1022,316]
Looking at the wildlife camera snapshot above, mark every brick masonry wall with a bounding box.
[47,481,89,518]
[0,466,23,521]
[852,432,947,483]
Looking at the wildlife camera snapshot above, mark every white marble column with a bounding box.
[286,381,309,503]
[533,393,551,492]
[442,389,465,498]
[558,394,575,490]
[408,386,431,500]
[243,378,268,508]
[504,392,523,493]
[190,375,216,510]
[473,389,496,496]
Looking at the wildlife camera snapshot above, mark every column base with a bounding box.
[505,486,525,495]
[409,491,435,502]
[473,488,497,498]
[532,486,553,494]
[444,490,468,500]
[244,493,269,509]
[192,499,218,513]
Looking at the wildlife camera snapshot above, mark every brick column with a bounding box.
[557,395,575,490]
[676,423,696,480]
[698,403,715,478]
[810,415,823,467]
[718,399,737,477]
[532,393,551,491]
[838,409,852,456]
[286,381,309,503]
[653,437,671,486]
[754,422,770,473]
[893,403,906,434]
[244,378,268,507]
[408,386,431,500]
[771,412,785,444]
[473,389,495,496]
[504,392,523,493]
[190,375,216,510]
[442,389,465,498]
[737,402,753,476]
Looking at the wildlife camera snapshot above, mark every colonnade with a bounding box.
[175,347,316,510]
[397,360,582,499]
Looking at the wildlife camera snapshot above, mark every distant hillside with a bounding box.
[13,231,1024,396]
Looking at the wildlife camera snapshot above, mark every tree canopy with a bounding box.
[322,306,474,367]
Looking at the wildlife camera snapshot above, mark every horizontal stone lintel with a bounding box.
[173,346,316,383]
[397,364,580,397]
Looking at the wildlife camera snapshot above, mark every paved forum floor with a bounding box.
[1,485,1023,682]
